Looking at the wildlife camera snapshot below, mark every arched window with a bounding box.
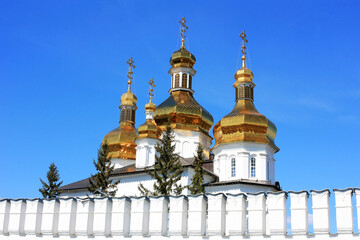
[175,74,180,88]
[120,109,125,122]
[251,87,254,100]
[125,108,131,121]
[245,86,250,98]
[182,73,187,88]
[189,75,192,89]
[250,157,256,177]
[231,158,236,177]
[235,88,238,100]
[131,109,135,122]
[239,86,244,98]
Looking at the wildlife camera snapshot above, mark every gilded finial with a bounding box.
[126,57,136,92]
[179,17,188,49]
[148,78,155,103]
[239,30,248,68]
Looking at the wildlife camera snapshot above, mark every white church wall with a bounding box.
[135,138,160,168]
[1,188,359,239]
[110,158,135,169]
[173,129,212,159]
[212,142,277,183]
[205,182,276,194]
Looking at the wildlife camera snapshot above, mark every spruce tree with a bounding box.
[138,124,185,196]
[87,141,120,197]
[39,162,63,198]
[188,143,205,195]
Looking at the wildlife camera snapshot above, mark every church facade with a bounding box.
[60,20,280,197]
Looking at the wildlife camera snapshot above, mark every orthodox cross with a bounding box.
[148,78,155,103]
[179,17,188,48]
[239,30,248,67]
[126,57,135,91]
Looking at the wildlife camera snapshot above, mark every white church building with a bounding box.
[59,23,280,197]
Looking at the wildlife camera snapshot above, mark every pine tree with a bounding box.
[87,141,120,197]
[39,162,63,198]
[188,143,205,195]
[138,124,185,196]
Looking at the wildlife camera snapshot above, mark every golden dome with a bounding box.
[102,122,137,159]
[213,99,279,151]
[137,102,162,140]
[155,90,214,135]
[120,91,137,108]
[169,46,196,68]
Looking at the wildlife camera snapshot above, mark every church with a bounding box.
[60,19,280,197]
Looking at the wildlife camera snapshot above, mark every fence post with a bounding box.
[355,188,360,232]
[75,198,94,236]
[0,199,10,235]
[168,195,188,236]
[149,196,169,236]
[129,196,150,236]
[267,191,287,235]
[226,193,246,236]
[187,195,207,236]
[111,197,130,236]
[310,189,330,234]
[93,197,112,236]
[289,190,309,235]
[58,198,77,236]
[24,198,42,235]
[333,188,354,233]
[247,192,266,235]
[207,193,226,236]
[8,199,26,235]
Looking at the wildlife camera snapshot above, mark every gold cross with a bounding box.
[148,78,155,103]
[126,57,135,91]
[179,17,188,48]
[239,30,248,67]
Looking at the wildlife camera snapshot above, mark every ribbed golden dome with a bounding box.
[120,91,137,108]
[213,99,278,151]
[137,102,162,140]
[169,46,196,68]
[155,90,214,135]
[102,122,137,159]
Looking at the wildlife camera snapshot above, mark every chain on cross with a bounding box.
[148,78,155,103]
[126,57,136,91]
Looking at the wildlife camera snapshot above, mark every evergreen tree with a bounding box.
[188,143,205,195]
[138,124,185,196]
[39,162,63,198]
[87,141,120,197]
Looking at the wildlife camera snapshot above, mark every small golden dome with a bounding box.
[120,91,137,108]
[155,90,214,135]
[102,122,137,160]
[169,46,196,68]
[137,119,162,140]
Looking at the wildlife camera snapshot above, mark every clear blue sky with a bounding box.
[0,0,359,199]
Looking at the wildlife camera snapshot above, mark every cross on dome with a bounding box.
[179,17,188,48]
[126,57,136,92]
[239,30,248,68]
[148,78,155,103]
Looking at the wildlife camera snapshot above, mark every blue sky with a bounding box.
[0,0,359,202]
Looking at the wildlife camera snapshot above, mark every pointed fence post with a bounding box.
[333,188,354,234]
[168,195,188,236]
[355,188,360,232]
[93,197,112,236]
[247,192,266,236]
[310,189,331,234]
[226,193,246,236]
[207,193,226,236]
[8,199,26,235]
[24,198,42,235]
[58,198,77,236]
[187,195,207,236]
[0,199,10,235]
[289,190,309,235]
[40,198,60,235]
[129,196,150,236]
[111,197,130,236]
[75,198,94,236]
[267,191,287,235]
[149,196,169,236]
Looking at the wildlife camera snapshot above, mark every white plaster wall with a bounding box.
[173,129,212,159]
[135,138,160,168]
[110,158,135,169]
[205,183,276,194]
[212,142,277,183]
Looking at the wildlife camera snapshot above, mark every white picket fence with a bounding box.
[0,188,359,239]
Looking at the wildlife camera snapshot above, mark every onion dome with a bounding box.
[102,58,138,160]
[213,32,279,151]
[155,17,214,135]
[137,79,162,140]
